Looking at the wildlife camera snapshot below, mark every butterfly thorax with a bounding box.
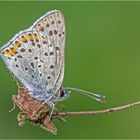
[29,88,54,102]
[29,86,70,105]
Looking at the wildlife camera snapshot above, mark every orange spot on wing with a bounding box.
[28,34,34,41]
[15,41,21,48]
[33,33,39,42]
[3,49,13,57]
[21,35,27,43]
[37,24,44,31]
[10,47,17,54]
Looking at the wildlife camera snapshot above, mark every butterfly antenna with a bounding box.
[64,87,106,103]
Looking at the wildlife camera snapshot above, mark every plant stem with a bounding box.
[53,100,140,117]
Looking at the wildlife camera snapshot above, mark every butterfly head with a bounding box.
[56,87,71,102]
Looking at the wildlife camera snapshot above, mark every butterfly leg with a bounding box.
[9,99,16,112]
[47,101,55,120]
[8,95,17,112]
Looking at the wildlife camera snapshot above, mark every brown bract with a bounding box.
[12,85,57,135]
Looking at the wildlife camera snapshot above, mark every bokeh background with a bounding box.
[0,1,140,139]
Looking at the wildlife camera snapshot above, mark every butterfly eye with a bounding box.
[59,90,65,97]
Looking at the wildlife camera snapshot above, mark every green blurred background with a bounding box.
[0,1,140,139]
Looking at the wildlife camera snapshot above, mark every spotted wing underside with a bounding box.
[0,10,65,92]
[32,10,65,92]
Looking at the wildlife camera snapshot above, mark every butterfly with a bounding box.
[0,10,105,116]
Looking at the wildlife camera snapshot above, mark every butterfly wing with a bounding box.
[0,30,45,91]
[31,10,65,92]
[0,10,65,93]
